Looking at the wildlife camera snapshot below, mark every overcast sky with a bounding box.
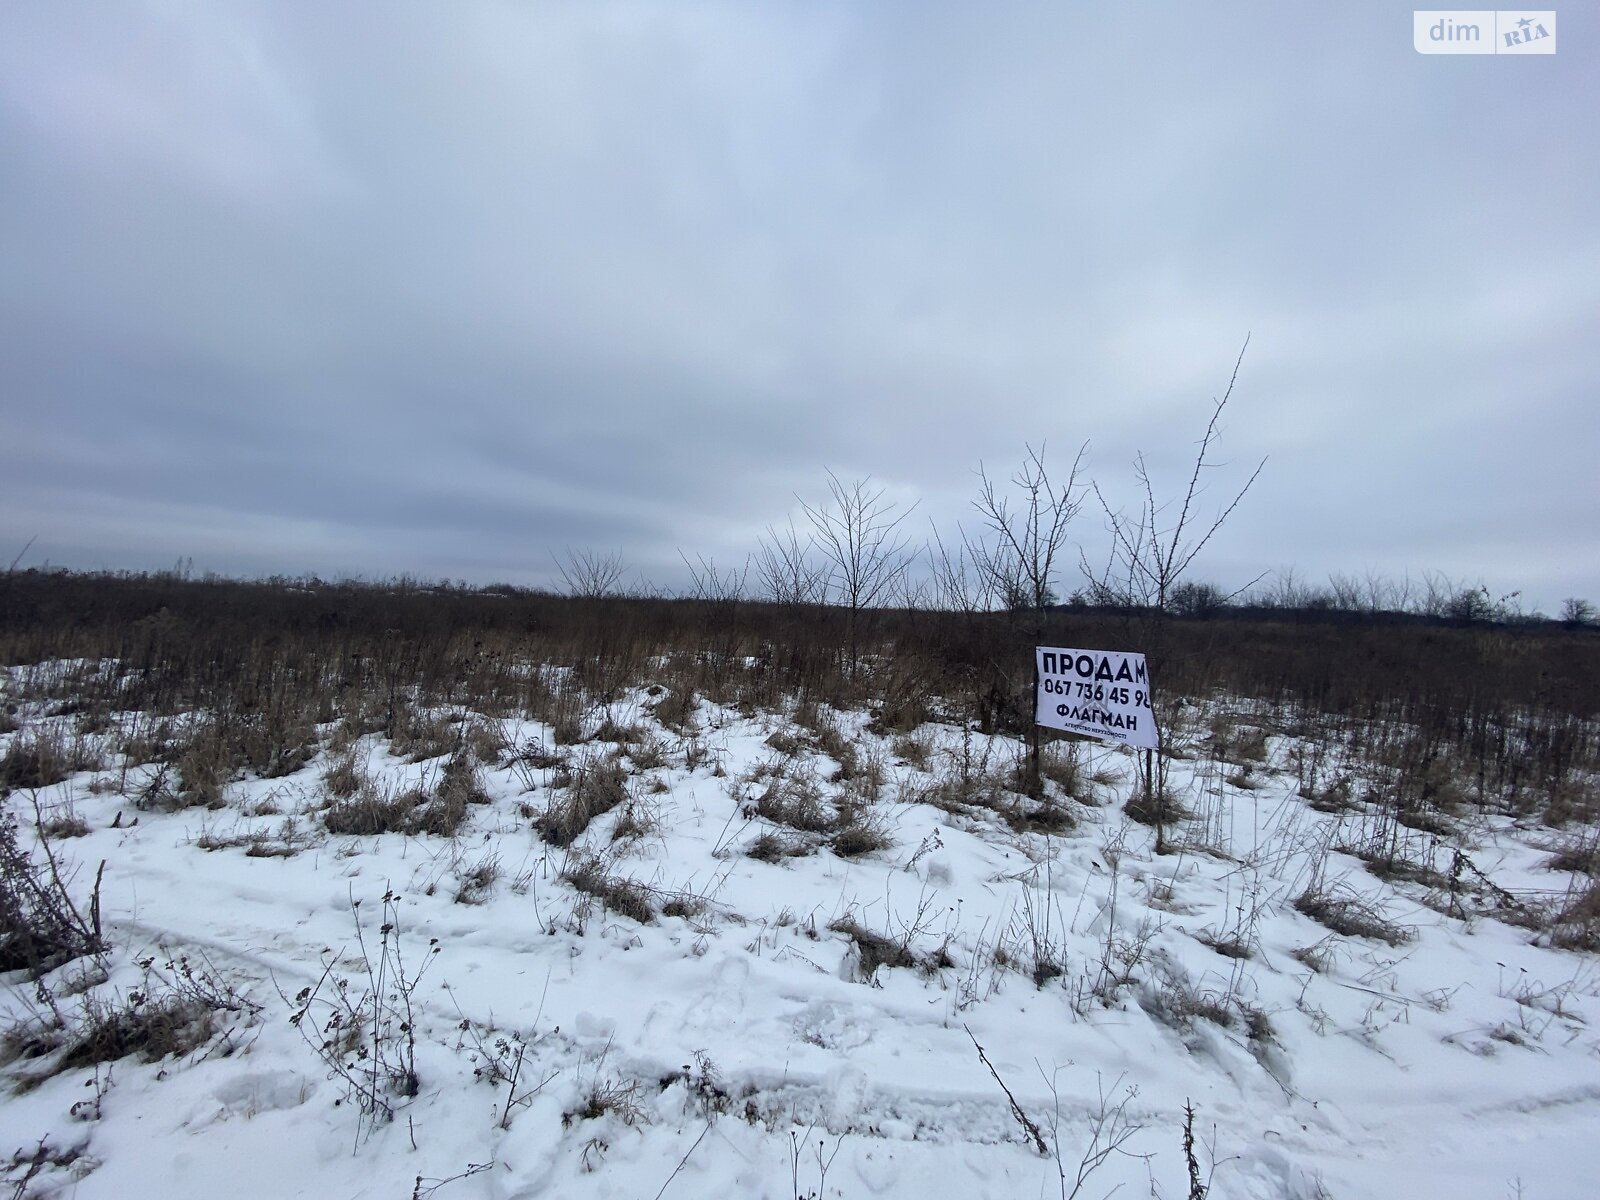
[2,2,1595,612]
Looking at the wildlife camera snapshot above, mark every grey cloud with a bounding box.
[1,2,1595,610]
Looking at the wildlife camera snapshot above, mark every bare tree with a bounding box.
[798,471,918,674]
[969,442,1088,616]
[1086,337,1264,851]
[892,574,932,610]
[1087,338,1265,613]
[678,551,749,602]
[555,548,628,599]
[1327,572,1364,612]
[1418,570,1454,618]
[753,520,829,606]
[1561,597,1595,626]
[926,520,989,614]
[966,442,1089,796]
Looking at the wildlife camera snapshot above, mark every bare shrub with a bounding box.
[0,813,104,977]
[10,949,257,1083]
[797,471,919,675]
[283,889,439,1143]
[555,547,628,599]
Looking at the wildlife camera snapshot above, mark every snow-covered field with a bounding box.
[3,670,1597,1200]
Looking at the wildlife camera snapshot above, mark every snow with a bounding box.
[2,678,1597,1199]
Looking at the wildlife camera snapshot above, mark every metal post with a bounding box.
[1030,649,1042,797]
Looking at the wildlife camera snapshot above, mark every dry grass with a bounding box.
[537,753,631,847]
[753,771,838,834]
[1037,744,1084,796]
[830,810,893,858]
[746,831,808,863]
[453,852,501,905]
[1548,878,1600,951]
[1123,788,1185,828]
[324,783,422,836]
[563,856,655,925]
[3,568,1598,957]
[323,751,482,838]
[58,993,216,1069]
[322,752,368,800]
[1294,882,1413,946]
[2,727,98,793]
[829,917,919,978]
[649,685,699,733]
[891,732,933,770]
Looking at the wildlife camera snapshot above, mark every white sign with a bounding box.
[1035,646,1159,750]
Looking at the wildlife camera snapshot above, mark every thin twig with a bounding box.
[651,1121,712,1200]
[965,1025,1048,1154]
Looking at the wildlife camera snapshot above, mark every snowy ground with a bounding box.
[2,672,1598,1200]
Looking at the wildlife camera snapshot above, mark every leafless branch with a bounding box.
[555,548,628,599]
[753,520,828,605]
[969,442,1088,614]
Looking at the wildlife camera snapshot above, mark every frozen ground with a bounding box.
[2,672,1597,1200]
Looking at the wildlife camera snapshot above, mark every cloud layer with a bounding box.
[3,2,1595,611]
